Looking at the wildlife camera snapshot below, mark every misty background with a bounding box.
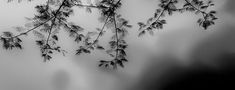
[0,0,235,90]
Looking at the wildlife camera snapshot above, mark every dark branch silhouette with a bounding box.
[1,0,217,69]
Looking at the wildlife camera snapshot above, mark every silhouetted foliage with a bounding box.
[1,0,217,69]
[138,0,217,36]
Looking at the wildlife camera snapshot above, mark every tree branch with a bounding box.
[45,18,56,45]
[184,0,208,20]
[86,14,111,49]
[113,15,119,60]
[79,0,123,53]
[89,0,122,46]
[60,20,81,36]
[45,0,66,45]
[0,16,54,39]
[184,0,206,14]
[140,0,172,31]
[74,3,107,9]
[116,0,122,5]
[43,0,67,61]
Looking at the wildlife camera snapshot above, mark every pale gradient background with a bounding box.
[0,0,234,90]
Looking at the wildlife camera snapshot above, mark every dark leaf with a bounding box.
[96,45,105,50]
[52,35,58,41]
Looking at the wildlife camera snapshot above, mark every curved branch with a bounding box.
[140,0,172,31]
[81,0,122,51]
[184,0,208,20]
[60,20,81,36]
[86,14,111,49]
[184,0,206,14]
[1,16,54,39]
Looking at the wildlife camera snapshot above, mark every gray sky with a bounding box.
[0,0,234,90]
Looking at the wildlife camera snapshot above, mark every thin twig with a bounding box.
[45,0,67,45]
[116,0,122,5]
[60,20,81,36]
[184,0,206,14]
[0,16,54,39]
[45,18,56,45]
[74,3,107,9]
[43,0,67,61]
[140,0,172,31]
[83,0,122,49]
[184,0,208,20]
[85,14,111,49]
[113,15,119,59]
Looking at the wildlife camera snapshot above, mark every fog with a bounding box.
[0,0,235,90]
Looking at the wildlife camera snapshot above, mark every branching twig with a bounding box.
[84,0,122,49]
[0,16,54,39]
[60,20,81,36]
[140,0,172,31]
[43,0,67,61]
[85,14,111,49]
[45,0,66,45]
[184,0,208,20]
[184,0,206,14]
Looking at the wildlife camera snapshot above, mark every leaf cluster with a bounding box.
[0,32,22,49]
[138,0,218,36]
[1,0,218,69]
